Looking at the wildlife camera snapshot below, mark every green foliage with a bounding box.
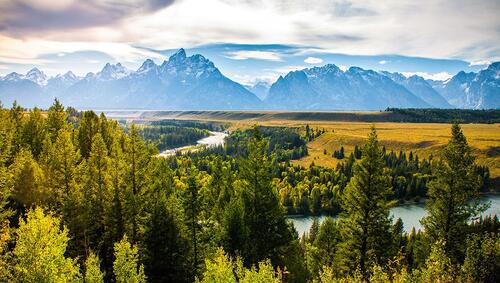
[138,124,210,151]
[199,248,282,283]
[422,123,484,263]
[198,248,236,283]
[419,240,456,282]
[336,127,394,279]
[385,108,500,124]
[461,233,499,282]
[0,102,497,283]
[235,128,293,266]
[84,251,104,283]
[13,207,81,283]
[113,235,146,283]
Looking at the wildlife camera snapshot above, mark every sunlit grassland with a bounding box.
[221,120,500,178]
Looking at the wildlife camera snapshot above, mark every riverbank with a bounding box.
[288,194,500,236]
[157,131,227,157]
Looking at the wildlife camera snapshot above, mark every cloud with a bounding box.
[0,0,499,76]
[401,71,452,81]
[304,57,323,64]
[0,0,175,36]
[378,60,388,65]
[225,50,282,61]
[469,60,491,67]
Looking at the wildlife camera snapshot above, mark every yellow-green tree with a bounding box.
[84,251,104,283]
[113,235,146,283]
[13,207,81,283]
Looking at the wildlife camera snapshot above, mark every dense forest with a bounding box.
[136,125,210,151]
[385,108,500,123]
[0,100,498,282]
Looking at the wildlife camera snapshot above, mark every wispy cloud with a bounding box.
[225,50,282,61]
[402,71,452,81]
[304,57,323,64]
[378,60,388,65]
[0,0,498,76]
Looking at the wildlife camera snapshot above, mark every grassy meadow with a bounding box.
[111,110,500,179]
[222,120,499,179]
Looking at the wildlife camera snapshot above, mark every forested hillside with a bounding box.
[0,100,497,282]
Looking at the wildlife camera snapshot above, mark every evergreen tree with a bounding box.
[9,149,45,208]
[336,127,393,280]
[421,123,483,263]
[461,233,499,282]
[123,125,149,243]
[144,185,190,283]
[237,128,293,267]
[83,133,110,261]
[46,99,67,142]
[50,126,79,211]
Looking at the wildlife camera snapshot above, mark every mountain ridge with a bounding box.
[0,50,498,110]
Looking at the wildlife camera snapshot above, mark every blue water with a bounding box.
[289,194,500,236]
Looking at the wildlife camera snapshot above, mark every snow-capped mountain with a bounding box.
[381,72,452,108]
[0,51,498,110]
[245,81,271,100]
[430,62,499,109]
[0,69,45,107]
[265,64,430,110]
[25,68,48,86]
[0,49,262,109]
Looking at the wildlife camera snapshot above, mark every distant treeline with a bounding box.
[386,108,500,123]
[136,125,210,151]
[150,119,227,131]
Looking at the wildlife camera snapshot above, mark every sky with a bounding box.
[0,0,499,85]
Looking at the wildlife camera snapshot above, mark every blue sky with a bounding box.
[0,0,498,84]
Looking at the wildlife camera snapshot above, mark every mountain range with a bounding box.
[0,49,498,110]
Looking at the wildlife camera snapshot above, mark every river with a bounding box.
[157,131,228,157]
[288,194,500,236]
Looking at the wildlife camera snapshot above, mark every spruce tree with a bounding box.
[336,127,393,280]
[421,123,483,263]
[237,128,293,267]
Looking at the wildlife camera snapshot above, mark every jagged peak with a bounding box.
[137,59,158,73]
[487,61,499,71]
[169,48,187,62]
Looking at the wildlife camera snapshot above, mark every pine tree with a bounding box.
[336,127,393,280]
[9,149,45,208]
[13,207,81,282]
[123,125,149,243]
[83,133,110,260]
[50,126,79,211]
[46,99,67,142]
[237,128,293,266]
[144,182,190,283]
[421,123,483,263]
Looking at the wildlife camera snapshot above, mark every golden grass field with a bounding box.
[225,120,500,179]
[111,111,500,179]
